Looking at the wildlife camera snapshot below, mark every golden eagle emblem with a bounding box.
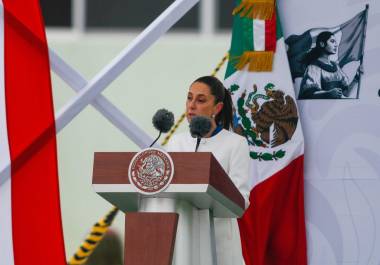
[231,83,299,160]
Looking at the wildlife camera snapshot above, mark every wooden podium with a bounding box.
[92,152,245,265]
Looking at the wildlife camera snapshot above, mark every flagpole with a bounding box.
[356,4,369,99]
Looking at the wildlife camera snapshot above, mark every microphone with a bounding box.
[189,116,212,152]
[149,109,174,147]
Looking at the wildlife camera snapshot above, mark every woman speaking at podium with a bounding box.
[166,76,252,265]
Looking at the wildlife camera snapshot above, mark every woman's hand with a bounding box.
[328,88,343,98]
[354,65,363,81]
[313,88,342,99]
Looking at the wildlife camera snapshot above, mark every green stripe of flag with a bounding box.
[225,14,254,79]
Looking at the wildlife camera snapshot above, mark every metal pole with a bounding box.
[55,0,200,133]
[200,0,216,36]
[355,4,369,99]
[49,49,155,149]
[72,0,86,34]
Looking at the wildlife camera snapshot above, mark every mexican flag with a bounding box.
[224,4,307,265]
[0,1,66,265]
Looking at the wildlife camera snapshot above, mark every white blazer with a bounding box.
[166,129,252,265]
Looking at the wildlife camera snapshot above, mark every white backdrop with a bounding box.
[278,0,380,264]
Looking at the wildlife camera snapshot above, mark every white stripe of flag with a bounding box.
[253,19,265,51]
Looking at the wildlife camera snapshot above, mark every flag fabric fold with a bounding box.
[224,2,307,265]
[233,0,275,21]
[0,1,66,265]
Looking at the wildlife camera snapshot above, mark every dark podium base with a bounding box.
[124,213,179,265]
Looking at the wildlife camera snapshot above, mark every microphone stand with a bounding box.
[195,137,201,152]
[149,131,162,147]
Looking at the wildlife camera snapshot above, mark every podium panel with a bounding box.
[92,152,245,217]
[125,213,178,265]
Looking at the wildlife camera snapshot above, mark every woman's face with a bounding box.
[186,82,222,122]
[323,35,338,54]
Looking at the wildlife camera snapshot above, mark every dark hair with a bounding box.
[193,76,233,130]
[302,31,334,65]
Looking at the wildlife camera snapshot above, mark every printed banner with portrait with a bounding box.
[285,7,368,100]
[278,1,380,265]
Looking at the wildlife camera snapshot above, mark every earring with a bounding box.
[211,114,216,119]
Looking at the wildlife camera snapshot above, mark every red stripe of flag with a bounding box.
[238,155,307,265]
[4,0,66,264]
[265,10,276,52]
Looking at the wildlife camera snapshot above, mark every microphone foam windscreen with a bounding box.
[152,109,175,133]
[189,116,212,138]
